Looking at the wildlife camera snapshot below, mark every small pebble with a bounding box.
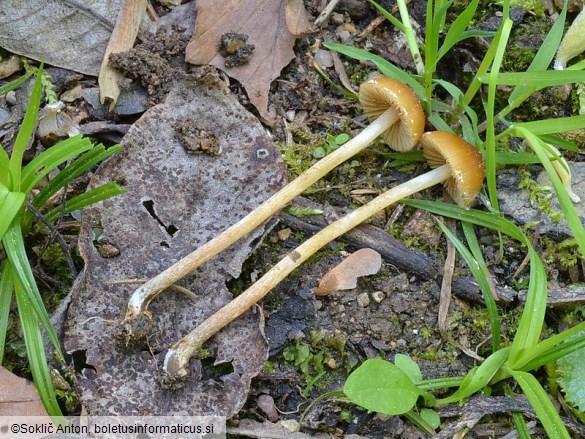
[279,419,300,432]
[6,91,16,105]
[314,49,334,68]
[257,394,279,422]
[357,293,370,308]
[277,228,291,241]
[372,291,385,303]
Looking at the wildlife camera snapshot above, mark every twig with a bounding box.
[314,0,341,27]
[99,0,147,110]
[438,218,456,334]
[26,200,78,279]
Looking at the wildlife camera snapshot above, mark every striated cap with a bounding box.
[421,131,484,208]
[359,77,425,151]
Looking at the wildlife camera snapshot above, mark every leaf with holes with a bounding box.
[185,0,310,121]
[63,73,287,416]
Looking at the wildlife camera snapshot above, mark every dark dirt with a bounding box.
[2,0,585,437]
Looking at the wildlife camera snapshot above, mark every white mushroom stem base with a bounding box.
[122,108,400,329]
[162,164,454,382]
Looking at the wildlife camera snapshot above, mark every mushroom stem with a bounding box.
[124,108,400,321]
[162,164,453,381]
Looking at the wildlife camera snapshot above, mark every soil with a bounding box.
[2,0,585,437]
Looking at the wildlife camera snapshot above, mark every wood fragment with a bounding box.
[439,218,456,334]
[98,0,147,111]
[280,197,515,303]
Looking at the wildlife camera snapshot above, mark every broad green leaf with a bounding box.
[45,182,126,223]
[555,332,585,411]
[9,64,44,191]
[0,262,14,365]
[14,278,63,417]
[395,354,423,382]
[512,370,570,439]
[322,42,426,100]
[420,408,441,429]
[437,347,510,404]
[0,184,25,240]
[344,359,423,415]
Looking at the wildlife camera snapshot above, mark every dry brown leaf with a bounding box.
[316,248,382,296]
[0,0,134,76]
[0,366,48,416]
[185,0,310,121]
[64,73,287,416]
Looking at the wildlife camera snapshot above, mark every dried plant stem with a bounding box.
[99,0,147,110]
[163,164,454,380]
[124,108,400,323]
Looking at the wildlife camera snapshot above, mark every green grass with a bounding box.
[0,64,124,416]
[323,0,585,436]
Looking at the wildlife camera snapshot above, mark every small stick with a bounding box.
[314,0,341,27]
[99,0,147,110]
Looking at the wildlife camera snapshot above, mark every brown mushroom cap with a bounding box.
[359,77,425,152]
[421,131,485,208]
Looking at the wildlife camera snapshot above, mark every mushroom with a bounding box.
[554,6,585,70]
[545,144,580,203]
[117,77,425,343]
[160,131,485,385]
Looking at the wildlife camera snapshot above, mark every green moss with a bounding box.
[518,167,563,222]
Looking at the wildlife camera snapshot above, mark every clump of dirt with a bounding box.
[108,25,190,101]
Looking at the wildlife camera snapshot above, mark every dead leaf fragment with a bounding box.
[185,0,310,121]
[316,248,382,296]
[64,73,287,416]
[0,366,48,416]
[0,1,127,76]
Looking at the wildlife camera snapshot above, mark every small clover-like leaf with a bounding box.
[344,359,422,415]
[395,353,422,383]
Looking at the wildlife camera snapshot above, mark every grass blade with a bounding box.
[0,262,14,365]
[2,219,62,356]
[436,0,479,63]
[0,184,25,240]
[32,144,121,211]
[505,1,567,111]
[0,72,33,96]
[514,127,585,258]
[480,70,585,87]
[323,42,426,100]
[45,182,126,223]
[13,277,63,417]
[9,65,43,191]
[21,135,94,194]
[509,115,585,136]
[511,370,570,438]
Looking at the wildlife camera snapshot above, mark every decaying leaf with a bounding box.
[316,248,382,296]
[0,366,48,416]
[185,0,311,121]
[64,72,287,416]
[0,0,150,76]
